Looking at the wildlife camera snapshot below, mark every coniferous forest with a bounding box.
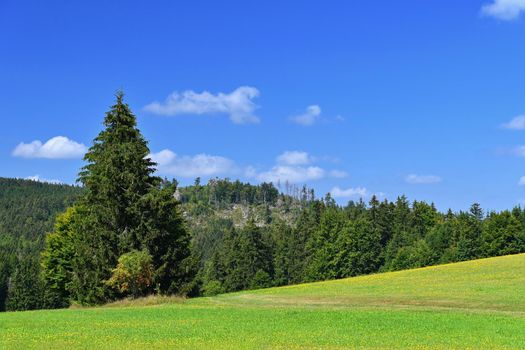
[2,94,525,311]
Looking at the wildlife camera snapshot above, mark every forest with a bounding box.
[0,178,82,311]
[2,94,525,311]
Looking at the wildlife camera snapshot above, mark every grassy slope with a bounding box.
[2,254,525,349]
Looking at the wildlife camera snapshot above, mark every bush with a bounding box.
[250,270,272,289]
[105,250,154,298]
[202,280,224,296]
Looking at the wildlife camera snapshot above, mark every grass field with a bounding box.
[2,254,525,349]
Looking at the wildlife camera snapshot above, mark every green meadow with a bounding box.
[2,253,525,349]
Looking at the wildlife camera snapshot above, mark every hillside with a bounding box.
[0,178,82,310]
[3,175,525,313]
[0,176,311,310]
[2,253,525,349]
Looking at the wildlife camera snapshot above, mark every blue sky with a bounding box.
[1,0,525,211]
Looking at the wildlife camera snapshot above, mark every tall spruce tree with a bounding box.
[64,92,193,304]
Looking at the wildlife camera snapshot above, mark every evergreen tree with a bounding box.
[219,227,242,292]
[450,204,484,262]
[136,183,195,295]
[425,218,454,264]
[56,92,193,304]
[6,255,43,311]
[287,200,324,283]
[306,207,346,281]
[335,217,382,277]
[383,196,411,270]
[270,219,293,286]
[481,211,525,257]
[236,219,272,290]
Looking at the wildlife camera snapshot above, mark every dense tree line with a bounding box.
[3,93,525,311]
[181,177,280,208]
[195,195,525,295]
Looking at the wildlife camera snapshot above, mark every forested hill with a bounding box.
[0,178,82,311]
[2,176,525,312]
[0,178,82,242]
[0,176,308,310]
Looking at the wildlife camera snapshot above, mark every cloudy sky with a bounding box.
[1,0,525,211]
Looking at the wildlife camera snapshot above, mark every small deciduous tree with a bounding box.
[41,206,80,308]
[105,250,154,298]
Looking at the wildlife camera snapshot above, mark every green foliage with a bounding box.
[43,92,193,306]
[180,178,279,209]
[135,183,194,295]
[106,250,154,298]
[72,92,160,303]
[6,255,43,311]
[236,220,273,289]
[41,206,79,308]
[306,207,347,281]
[335,217,383,277]
[201,280,223,296]
[202,219,273,293]
[387,239,433,270]
[250,269,272,289]
[0,178,81,311]
[482,210,525,257]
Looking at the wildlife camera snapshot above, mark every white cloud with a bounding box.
[257,165,325,184]
[25,175,62,184]
[149,149,176,165]
[253,150,347,184]
[276,151,313,165]
[481,0,525,20]
[150,148,345,185]
[330,186,368,198]
[329,170,348,178]
[290,105,321,126]
[144,86,260,124]
[519,176,525,186]
[12,136,87,159]
[149,149,236,178]
[502,115,525,130]
[405,174,442,184]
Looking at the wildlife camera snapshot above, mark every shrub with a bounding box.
[106,250,154,298]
